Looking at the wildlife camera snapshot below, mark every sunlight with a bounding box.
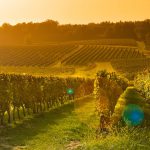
[0,0,150,25]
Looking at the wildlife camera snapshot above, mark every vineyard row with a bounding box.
[0,74,94,125]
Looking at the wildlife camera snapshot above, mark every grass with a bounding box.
[0,95,98,150]
[85,127,150,150]
[0,94,150,150]
[0,103,78,149]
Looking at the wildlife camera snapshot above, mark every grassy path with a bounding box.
[0,95,97,150]
[0,92,150,150]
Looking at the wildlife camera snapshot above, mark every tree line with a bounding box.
[0,19,150,45]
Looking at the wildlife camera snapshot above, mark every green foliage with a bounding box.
[85,127,150,150]
[134,71,150,101]
[0,73,94,125]
[112,87,146,125]
[94,70,128,118]
[96,70,108,77]
[134,71,150,116]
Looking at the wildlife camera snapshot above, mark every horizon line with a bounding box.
[0,18,150,26]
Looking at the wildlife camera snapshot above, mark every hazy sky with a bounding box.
[0,0,150,25]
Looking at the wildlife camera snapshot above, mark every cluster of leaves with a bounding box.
[94,70,128,117]
[134,70,150,101]
[96,70,128,90]
[111,87,145,126]
[0,73,94,125]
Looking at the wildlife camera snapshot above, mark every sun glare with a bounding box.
[0,0,150,25]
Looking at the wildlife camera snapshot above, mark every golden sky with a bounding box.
[0,0,150,25]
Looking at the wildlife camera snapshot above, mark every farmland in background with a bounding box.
[62,45,144,66]
[0,38,148,78]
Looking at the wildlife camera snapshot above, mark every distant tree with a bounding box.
[0,19,150,44]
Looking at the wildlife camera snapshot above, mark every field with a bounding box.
[0,38,150,150]
[62,45,144,66]
[67,39,137,46]
[111,58,150,74]
[0,44,78,66]
[0,39,148,77]
[0,44,144,67]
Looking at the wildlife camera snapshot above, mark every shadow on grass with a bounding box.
[0,103,75,147]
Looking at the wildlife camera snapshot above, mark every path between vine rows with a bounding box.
[0,95,97,150]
